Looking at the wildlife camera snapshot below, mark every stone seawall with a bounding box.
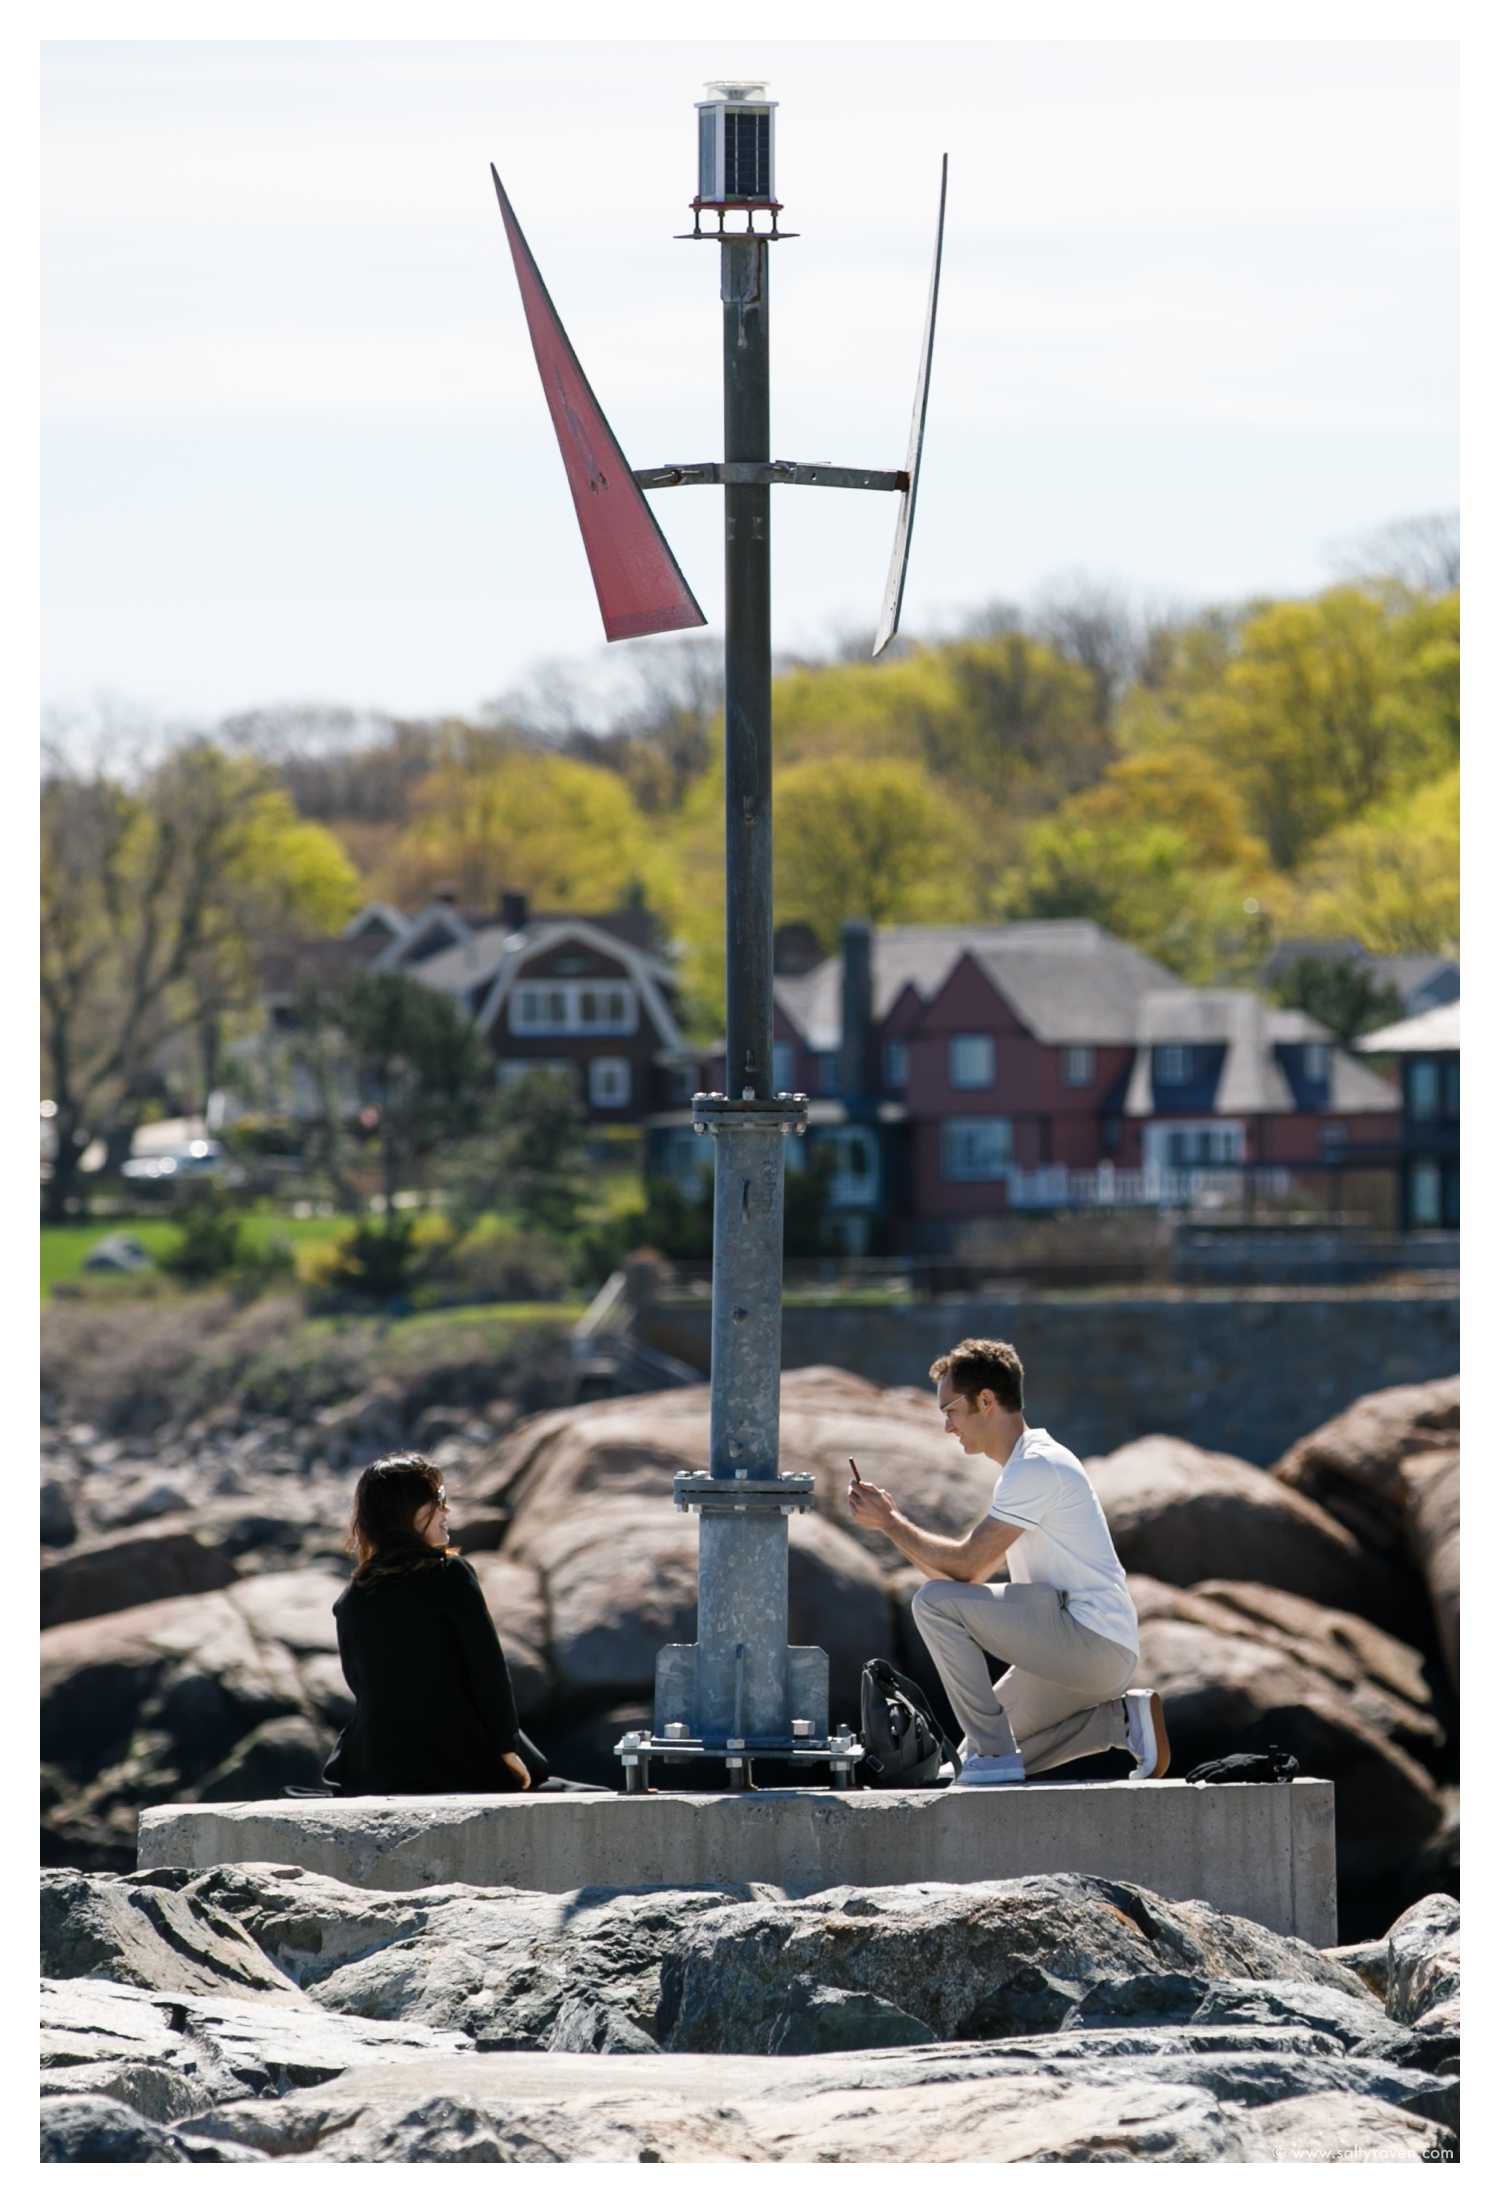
[637,1291,1459,1466]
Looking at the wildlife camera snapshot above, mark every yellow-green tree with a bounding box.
[772,756,976,947]
[384,746,668,916]
[1291,767,1458,953]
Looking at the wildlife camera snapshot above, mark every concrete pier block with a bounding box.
[138,1777,1337,1946]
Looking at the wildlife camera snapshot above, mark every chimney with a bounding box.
[500,890,530,932]
[773,920,823,977]
[837,920,877,1106]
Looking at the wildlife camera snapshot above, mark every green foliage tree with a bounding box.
[1269,956,1406,1050]
[1289,768,1458,954]
[493,1067,590,1238]
[772,756,975,948]
[41,739,360,1220]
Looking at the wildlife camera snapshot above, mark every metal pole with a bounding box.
[720,234,773,1106]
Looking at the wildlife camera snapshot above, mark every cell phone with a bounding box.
[848,1458,863,1484]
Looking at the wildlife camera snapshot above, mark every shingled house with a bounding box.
[350,892,698,1125]
[650,920,1399,1251]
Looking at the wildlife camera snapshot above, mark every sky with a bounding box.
[40,36,1459,733]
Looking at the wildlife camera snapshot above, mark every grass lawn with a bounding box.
[40,1210,351,1299]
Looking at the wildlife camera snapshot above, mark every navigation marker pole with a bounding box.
[491,81,947,1792]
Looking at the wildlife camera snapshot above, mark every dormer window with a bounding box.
[1303,1043,1329,1084]
[1155,1045,1193,1086]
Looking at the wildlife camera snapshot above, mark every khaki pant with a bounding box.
[911,1578,1138,1772]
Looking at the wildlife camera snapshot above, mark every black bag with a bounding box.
[858,1659,960,1788]
[1184,1747,1300,1785]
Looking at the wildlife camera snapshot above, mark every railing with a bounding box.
[1004,1164,1285,1210]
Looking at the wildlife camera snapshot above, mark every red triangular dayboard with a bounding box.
[491,166,707,643]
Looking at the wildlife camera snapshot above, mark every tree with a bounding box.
[1289,769,1458,955]
[291,971,498,1232]
[1270,956,1405,1050]
[492,1067,589,1238]
[772,756,975,949]
[381,740,666,915]
[41,738,360,1220]
[1332,509,1460,597]
[1002,744,1275,981]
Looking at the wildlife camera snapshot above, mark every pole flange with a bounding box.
[673,1470,816,1514]
[692,1090,808,1135]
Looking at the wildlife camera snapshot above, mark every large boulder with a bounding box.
[507,1493,893,1722]
[1087,1437,1413,1633]
[1271,1377,1459,1563]
[1399,1451,1459,1688]
[658,1872,1373,2053]
[1129,1577,1444,1908]
[1385,1894,1459,2030]
[41,1524,240,1630]
[480,1366,996,1575]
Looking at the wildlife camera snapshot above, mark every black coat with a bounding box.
[324,1554,543,1796]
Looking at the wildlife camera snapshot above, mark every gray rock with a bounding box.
[1272,1375,1459,1564]
[42,1973,476,2109]
[767,1977,936,2055]
[546,1995,661,2055]
[41,1524,240,1630]
[1386,1892,1459,2027]
[658,1874,1371,2054]
[82,1233,153,1274]
[1087,1435,1413,1632]
[1324,1937,1390,1999]
[40,2090,255,2163]
[40,1473,78,1548]
[175,2042,1456,2164]
[40,1867,299,2000]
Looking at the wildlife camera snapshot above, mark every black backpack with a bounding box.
[1184,1747,1300,1785]
[858,1658,961,1788]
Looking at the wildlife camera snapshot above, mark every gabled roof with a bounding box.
[1359,1001,1460,1055]
[772,921,1185,1050]
[1125,991,1293,1115]
[473,920,684,1053]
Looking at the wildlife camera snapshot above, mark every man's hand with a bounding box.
[501,1750,532,1791]
[847,1475,898,1534]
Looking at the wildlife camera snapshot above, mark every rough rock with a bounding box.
[766,1978,936,2054]
[175,2044,1454,2164]
[41,1973,475,2109]
[1400,1449,1459,1687]
[1128,1576,1444,1903]
[1087,1436,1412,1632]
[658,1873,1373,2054]
[1385,1893,1459,2028]
[41,1524,240,1630]
[40,2091,262,2163]
[1271,1375,1459,1562]
[40,1470,78,1548]
[41,1867,301,2000]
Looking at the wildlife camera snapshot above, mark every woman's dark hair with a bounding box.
[347,1453,457,1583]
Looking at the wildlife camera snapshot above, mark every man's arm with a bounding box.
[848,1481,1022,1582]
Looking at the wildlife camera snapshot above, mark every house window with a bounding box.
[1144,1120,1244,1170]
[949,1034,994,1090]
[1061,1046,1095,1087]
[816,1051,840,1094]
[1441,1058,1460,1116]
[941,1117,1012,1181]
[1155,1045,1193,1086]
[510,982,637,1035]
[772,1041,796,1092]
[1409,1160,1442,1227]
[589,1057,631,1108]
[1302,1043,1330,1084]
[1408,1061,1440,1120]
[884,1040,909,1089]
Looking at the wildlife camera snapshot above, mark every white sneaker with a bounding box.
[1124,1690,1170,1781]
[955,1752,1026,1787]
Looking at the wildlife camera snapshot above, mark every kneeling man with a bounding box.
[848,1336,1169,1788]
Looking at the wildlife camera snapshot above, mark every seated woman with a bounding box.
[324,1453,594,1796]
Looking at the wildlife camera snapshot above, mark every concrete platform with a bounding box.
[138,1778,1337,1946]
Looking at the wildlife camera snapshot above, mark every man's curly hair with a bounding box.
[929,1337,1024,1413]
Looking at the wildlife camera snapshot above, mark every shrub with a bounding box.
[159,1188,244,1283]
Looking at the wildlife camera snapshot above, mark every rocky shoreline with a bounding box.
[39,1865,1459,2162]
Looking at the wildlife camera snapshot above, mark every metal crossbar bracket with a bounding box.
[635,461,907,493]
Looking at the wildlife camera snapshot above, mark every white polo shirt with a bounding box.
[986,1426,1139,1656]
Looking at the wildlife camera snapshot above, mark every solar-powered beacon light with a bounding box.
[489,85,947,1792]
